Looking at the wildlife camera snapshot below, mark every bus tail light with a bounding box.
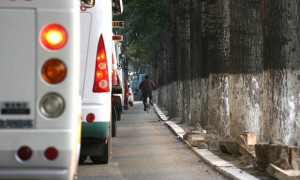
[86,113,95,123]
[42,59,66,84]
[40,93,65,118]
[93,34,110,92]
[40,24,67,50]
[17,146,32,161]
[45,147,58,160]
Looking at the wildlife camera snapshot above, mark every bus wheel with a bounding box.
[124,102,128,110]
[117,111,121,121]
[112,112,117,137]
[91,124,112,164]
[91,140,110,164]
[79,155,87,164]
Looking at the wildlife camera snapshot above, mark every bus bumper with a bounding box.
[81,121,109,138]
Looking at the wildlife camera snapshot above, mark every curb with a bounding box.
[153,104,259,180]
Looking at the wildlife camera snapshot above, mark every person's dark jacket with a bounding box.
[139,79,156,95]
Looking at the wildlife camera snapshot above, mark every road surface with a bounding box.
[78,102,229,180]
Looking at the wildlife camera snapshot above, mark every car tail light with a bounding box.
[45,147,58,160]
[93,34,110,92]
[40,93,65,118]
[17,146,32,161]
[40,24,67,50]
[86,113,95,123]
[42,59,66,84]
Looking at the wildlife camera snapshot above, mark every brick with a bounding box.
[219,141,230,154]
[186,134,205,147]
[255,142,293,170]
[289,146,300,170]
[198,142,209,149]
[269,144,292,170]
[219,138,239,155]
[255,142,271,166]
[237,135,246,145]
[241,131,257,145]
[266,163,300,180]
[205,134,220,152]
[239,144,256,159]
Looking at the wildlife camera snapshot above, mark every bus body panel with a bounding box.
[0,0,81,179]
[0,9,36,127]
[79,0,113,161]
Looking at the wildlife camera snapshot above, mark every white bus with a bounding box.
[79,0,123,164]
[0,0,81,179]
[79,0,112,164]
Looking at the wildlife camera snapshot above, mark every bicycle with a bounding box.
[146,97,150,113]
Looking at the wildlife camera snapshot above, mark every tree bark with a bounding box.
[189,0,203,126]
[229,0,263,140]
[262,0,300,145]
[201,0,230,137]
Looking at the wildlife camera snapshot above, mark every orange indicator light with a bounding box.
[42,59,66,84]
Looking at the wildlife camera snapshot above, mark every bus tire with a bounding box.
[112,110,117,137]
[91,121,112,164]
[124,102,128,110]
[117,111,121,121]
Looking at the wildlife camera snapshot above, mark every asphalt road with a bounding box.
[78,102,230,180]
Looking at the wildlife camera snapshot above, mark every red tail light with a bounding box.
[40,24,67,50]
[93,34,110,92]
[17,146,32,161]
[86,113,95,123]
[45,147,58,160]
[126,93,129,97]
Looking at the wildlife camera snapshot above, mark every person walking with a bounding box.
[139,75,156,111]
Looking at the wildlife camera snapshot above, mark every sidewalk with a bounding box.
[153,104,260,180]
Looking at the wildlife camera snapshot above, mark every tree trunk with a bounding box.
[229,0,263,140]
[189,0,202,126]
[202,0,230,137]
[262,0,300,145]
[163,0,176,117]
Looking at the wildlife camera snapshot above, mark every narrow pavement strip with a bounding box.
[153,104,260,180]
